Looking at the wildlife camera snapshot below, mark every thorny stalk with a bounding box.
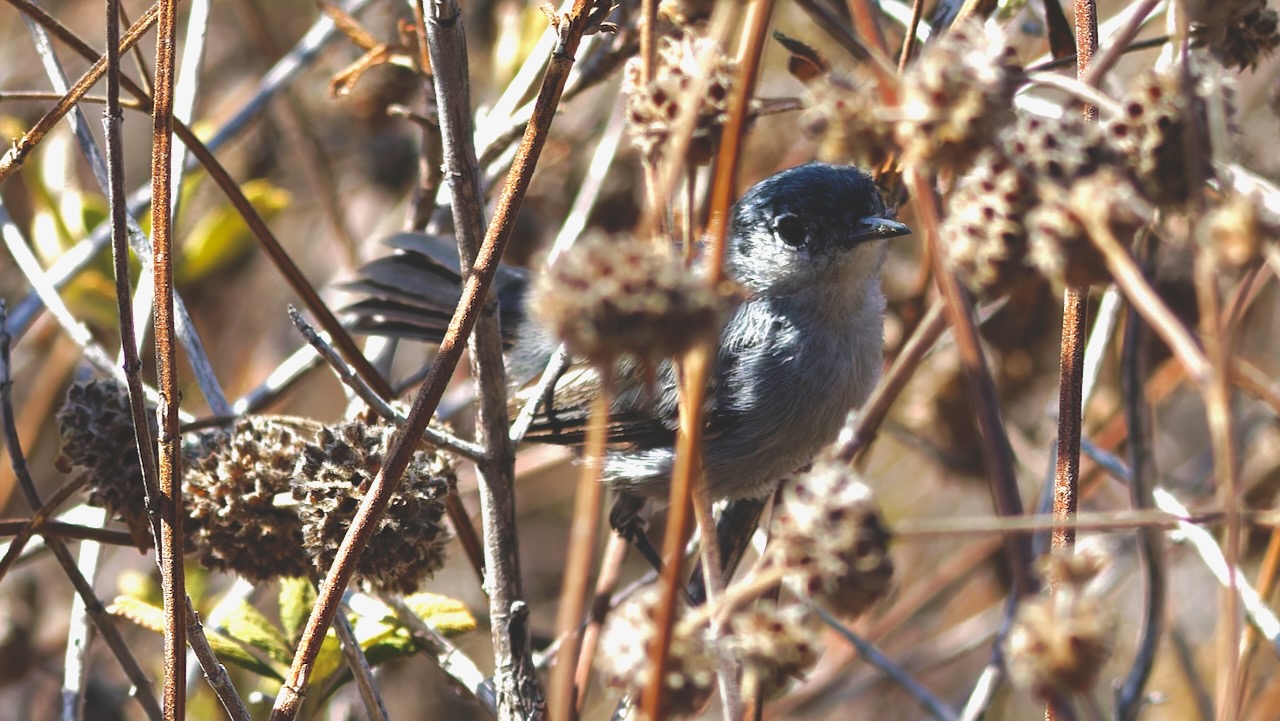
[149,0,187,716]
[268,3,602,719]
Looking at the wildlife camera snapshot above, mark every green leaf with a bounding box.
[177,179,291,286]
[279,577,317,644]
[310,628,345,687]
[404,592,477,636]
[109,596,282,680]
[219,600,294,668]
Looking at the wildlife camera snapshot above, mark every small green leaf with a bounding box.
[218,600,294,668]
[404,592,477,636]
[177,179,291,285]
[310,628,345,687]
[109,596,282,679]
[279,577,317,643]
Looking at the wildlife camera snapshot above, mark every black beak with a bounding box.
[849,217,911,244]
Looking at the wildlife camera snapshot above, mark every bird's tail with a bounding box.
[340,231,529,346]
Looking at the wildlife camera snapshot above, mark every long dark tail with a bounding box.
[341,231,529,346]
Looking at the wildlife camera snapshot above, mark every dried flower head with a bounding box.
[1002,114,1115,187]
[765,460,894,617]
[943,150,1036,296]
[623,32,737,164]
[56,377,154,539]
[897,21,1021,173]
[804,72,894,170]
[292,421,453,593]
[596,588,716,717]
[530,233,737,366]
[1005,550,1117,698]
[1107,70,1210,207]
[719,601,819,699]
[184,417,311,581]
[1027,172,1147,288]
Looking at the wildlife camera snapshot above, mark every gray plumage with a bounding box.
[343,162,908,509]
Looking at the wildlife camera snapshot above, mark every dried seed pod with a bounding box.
[765,460,894,617]
[1005,550,1117,698]
[1107,70,1210,208]
[596,588,716,718]
[943,150,1037,296]
[1001,114,1116,187]
[657,0,714,25]
[292,421,453,593]
[897,21,1021,173]
[804,72,895,170]
[1213,7,1280,71]
[184,418,311,581]
[1027,172,1147,288]
[623,32,737,164]
[719,601,819,699]
[530,233,737,366]
[56,377,154,539]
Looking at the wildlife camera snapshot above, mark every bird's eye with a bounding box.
[773,214,807,247]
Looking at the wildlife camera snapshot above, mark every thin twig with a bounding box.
[61,505,105,721]
[0,518,135,546]
[813,605,958,721]
[287,307,486,462]
[0,475,86,583]
[897,0,925,72]
[332,604,390,721]
[380,594,496,715]
[1114,241,1166,721]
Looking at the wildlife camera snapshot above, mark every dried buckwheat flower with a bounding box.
[765,460,894,617]
[719,601,819,699]
[623,33,738,164]
[897,21,1021,173]
[1199,190,1274,267]
[1027,172,1147,288]
[943,150,1036,296]
[184,417,311,581]
[804,72,894,170]
[1107,70,1210,207]
[596,588,716,717]
[1005,550,1116,698]
[530,233,737,365]
[292,421,453,593]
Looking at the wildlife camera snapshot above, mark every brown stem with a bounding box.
[150,0,187,716]
[911,169,1035,597]
[897,0,924,72]
[0,519,135,545]
[549,377,609,721]
[0,475,85,581]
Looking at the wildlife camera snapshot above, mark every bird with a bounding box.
[343,161,908,538]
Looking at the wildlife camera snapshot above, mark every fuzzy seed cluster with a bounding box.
[531,233,736,366]
[184,418,311,581]
[1106,70,1209,208]
[292,421,453,594]
[55,377,154,539]
[896,21,1022,173]
[622,32,737,164]
[944,111,1149,293]
[596,588,717,718]
[719,601,819,699]
[1191,0,1280,70]
[804,72,895,170]
[1005,549,1117,698]
[764,460,894,617]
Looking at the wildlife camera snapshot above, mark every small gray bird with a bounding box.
[345,162,908,524]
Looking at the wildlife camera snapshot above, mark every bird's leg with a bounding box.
[608,492,695,605]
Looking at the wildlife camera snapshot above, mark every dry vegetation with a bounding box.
[1,0,1280,720]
